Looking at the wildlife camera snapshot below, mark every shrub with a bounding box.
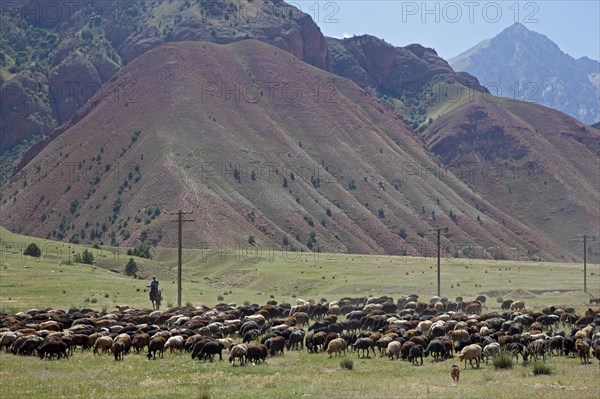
[23,243,41,257]
[185,301,193,307]
[125,258,138,276]
[398,228,407,239]
[340,358,354,370]
[248,235,256,245]
[217,295,224,301]
[532,361,553,376]
[90,297,98,303]
[496,296,503,303]
[493,350,514,369]
[74,249,94,265]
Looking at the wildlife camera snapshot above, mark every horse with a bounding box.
[149,286,162,310]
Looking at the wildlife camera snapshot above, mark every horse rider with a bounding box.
[147,276,159,291]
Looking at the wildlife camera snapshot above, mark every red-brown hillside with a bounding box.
[0,40,587,261]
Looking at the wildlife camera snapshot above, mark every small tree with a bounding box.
[74,249,94,265]
[125,258,138,276]
[248,235,256,245]
[23,243,41,257]
[83,249,94,264]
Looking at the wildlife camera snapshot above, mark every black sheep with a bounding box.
[197,342,224,362]
[424,340,448,361]
[408,344,424,365]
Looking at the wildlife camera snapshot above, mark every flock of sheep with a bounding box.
[1,295,600,374]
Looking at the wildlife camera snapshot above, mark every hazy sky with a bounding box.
[287,1,600,60]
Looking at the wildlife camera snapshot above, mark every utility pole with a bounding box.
[584,235,587,294]
[430,227,442,297]
[437,228,441,297]
[577,234,596,295]
[170,210,194,307]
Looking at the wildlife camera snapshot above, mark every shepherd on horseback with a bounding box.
[147,276,162,310]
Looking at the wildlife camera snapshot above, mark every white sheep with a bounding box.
[386,341,402,360]
[164,336,184,354]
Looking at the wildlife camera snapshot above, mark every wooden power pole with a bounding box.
[584,235,587,294]
[170,210,194,307]
[437,228,441,297]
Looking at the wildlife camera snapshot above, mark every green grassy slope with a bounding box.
[1,226,598,313]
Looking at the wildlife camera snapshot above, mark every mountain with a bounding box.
[0,39,577,261]
[0,0,329,157]
[450,23,600,124]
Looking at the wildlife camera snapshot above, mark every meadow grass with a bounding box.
[1,226,600,398]
[1,346,599,399]
[1,226,599,312]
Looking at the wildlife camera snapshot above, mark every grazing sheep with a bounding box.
[424,340,448,361]
[575,339,590,364]
[112,340,126,361]
[326,338,348,357]
[448,330,469,343]
[93,336,114,355]
[505,343,528,363]
[286,330,305,351]
[0,332,21,352]
[465,302,482,315]
[510,300,526,311]
[147,336,166,360]
[132,333,150,353]
[265,336,285,356]
[228,344,248,366]
[482,343,501,364]
[38,338,69,360]
[408,344,424,366]
[527,339,547,362]
[458,344,482,369]
[386,341,402,360]
[593,342,600,364]
[353,338,376,358]
[242,329,261,344]
[246,344,268,364]
[501,299,513,310]
[197,342,225,362]
[451,364,460,383]
[164,336,185,354]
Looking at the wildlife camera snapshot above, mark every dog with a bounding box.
[451,364,460,383]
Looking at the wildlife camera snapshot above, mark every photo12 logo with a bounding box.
[401,1,539,24]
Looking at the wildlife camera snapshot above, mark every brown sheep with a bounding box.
[510,300,526,311]
[147,336,166,360]
[458,344,482,369]
[132,333,150,352]
[575,339,590,364]
[112,340,125,361]
[228,344,247,365]
[93,336,114,355]
[87,333,102,349]
[246,344,268,364]
[326,338,348,357]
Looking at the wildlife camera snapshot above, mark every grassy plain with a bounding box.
[1,226,599,399]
